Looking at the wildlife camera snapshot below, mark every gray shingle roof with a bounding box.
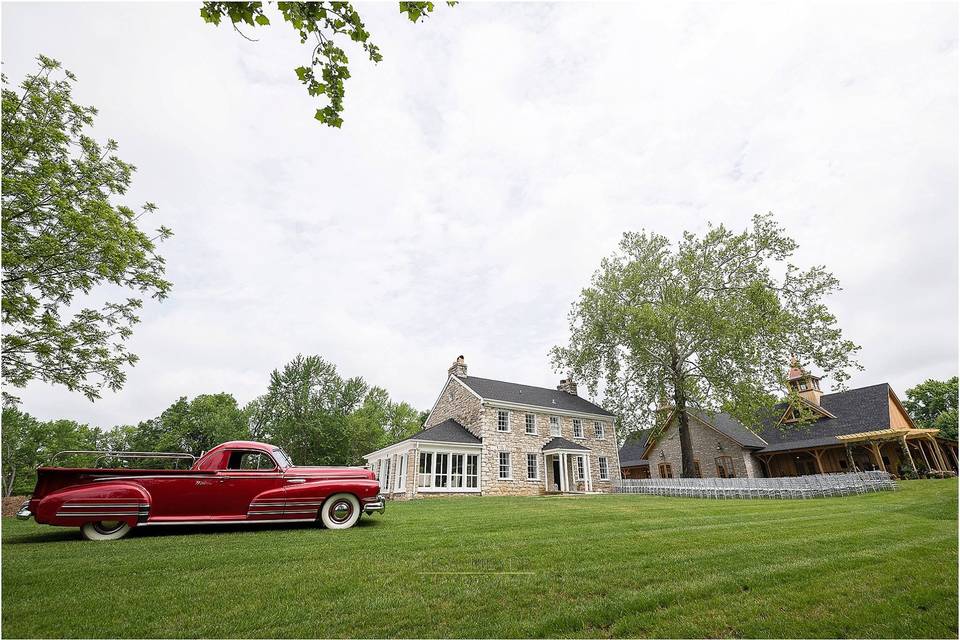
[458,376,615,417]
[619,429,652,467]
[542,436,590,451]
[407,418,482,445]
[755,383,893,453]
[690,411,768,449]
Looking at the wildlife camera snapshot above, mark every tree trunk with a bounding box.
[673,384,696,478]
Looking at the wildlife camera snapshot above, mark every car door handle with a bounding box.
[287,478,306,484]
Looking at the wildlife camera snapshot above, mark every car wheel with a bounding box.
[80,520,132,541]
[320,493,361,529]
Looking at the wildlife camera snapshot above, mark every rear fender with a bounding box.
[35,482,151,527]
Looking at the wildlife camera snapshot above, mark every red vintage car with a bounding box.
[16,440,385,540]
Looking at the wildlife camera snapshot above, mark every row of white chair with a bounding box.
[614,471,896,499]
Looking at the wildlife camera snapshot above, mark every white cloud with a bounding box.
[2,1,956,427]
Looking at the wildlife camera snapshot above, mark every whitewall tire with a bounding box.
[320,493,361,529]
[80,520,132,541]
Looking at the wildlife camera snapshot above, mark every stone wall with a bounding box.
[424,377,483,436]
[477,408,621,496]
[645,415,760,479]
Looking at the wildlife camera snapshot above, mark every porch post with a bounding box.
[869,442,886,472]
[845,444,857,472]
[559,452,568,492]
[584,455,592,492]
[543,454,549,492]
[901,435,917,475]
[917,439,932,471]
[811,449,825,474]
[929,437,948,472]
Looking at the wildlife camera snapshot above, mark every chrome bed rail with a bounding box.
[48,450,197,468]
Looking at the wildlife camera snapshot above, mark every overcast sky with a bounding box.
[3,1,957,428]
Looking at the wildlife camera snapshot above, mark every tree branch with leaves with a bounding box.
[1,55,172,402]
[200,1,453,127]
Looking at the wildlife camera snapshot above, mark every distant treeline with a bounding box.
[1,354,426,496]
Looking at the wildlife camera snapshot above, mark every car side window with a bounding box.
[227,451,277,471]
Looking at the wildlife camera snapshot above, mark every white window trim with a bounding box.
[417,449,482,493]
[525,413,538,435]
[526,452,540,481]
[598,456,609,480]
[549,416,561,437]
[575,455,586,481]
[497,409,511,433]
[594,421,605,440]
[573,418,584,439]
[498,451,512,480]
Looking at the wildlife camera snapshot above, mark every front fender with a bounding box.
[36,482,151,527]
[284,479,381,504]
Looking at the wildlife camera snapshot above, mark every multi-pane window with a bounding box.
[498,452,511,479]
[434,453,449,487]
[526,453,539,480]
[395,456,406,491]
[450,454,464,488]
[525,413,537,435]
[575,456,585,481]
[418,452,433,488]
[549,416,561,436]
[598,456,609,480]
[693,459,702,478]
[716,456,735,478]
[466,454,479,488]
[594,421,604,439]
[573,419,583,439]
[497,410,510,432]
[658,462,673,478]
[381,459,391,490]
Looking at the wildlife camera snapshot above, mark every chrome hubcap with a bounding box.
[93,520,124,535]
[330,500,353,523]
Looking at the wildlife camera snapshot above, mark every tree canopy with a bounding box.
[905,376,958,441]
[200,1,452,127]
[552,214,861,477]
[247,354,423,465]
[1,55,172,403]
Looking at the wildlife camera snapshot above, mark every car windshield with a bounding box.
[272,448,293,468]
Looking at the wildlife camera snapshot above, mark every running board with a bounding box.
[139,518,317,527]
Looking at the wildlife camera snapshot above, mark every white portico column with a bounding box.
[584,455,592,492]
[559,452,568,492]
[543,454,549,492]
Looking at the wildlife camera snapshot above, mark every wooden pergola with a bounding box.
[835,428,953,474]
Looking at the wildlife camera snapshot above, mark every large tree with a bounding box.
[904,377,958,441]
[2,55,172,402]
[200,1,452,127]
[247,354,420,465]
[1,406,101,496]
[552,214,861,477]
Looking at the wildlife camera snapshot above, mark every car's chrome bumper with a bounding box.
[362,495,386,515]
[16,502,32,521]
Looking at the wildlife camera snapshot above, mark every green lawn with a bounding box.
[2,480,957,638]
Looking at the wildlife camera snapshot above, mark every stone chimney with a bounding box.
[557,375,578,396]
[448,355,468,378]
[786,358,823,406]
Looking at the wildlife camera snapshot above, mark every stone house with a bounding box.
[620,362,959,479]
[363,356,622,498]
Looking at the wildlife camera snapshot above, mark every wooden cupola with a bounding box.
[786,358,823,405]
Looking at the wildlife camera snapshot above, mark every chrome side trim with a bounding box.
[62,503,145,508]
[139,518,316,527]
[56,511,141,517]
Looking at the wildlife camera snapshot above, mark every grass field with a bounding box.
[2,480,957,638]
